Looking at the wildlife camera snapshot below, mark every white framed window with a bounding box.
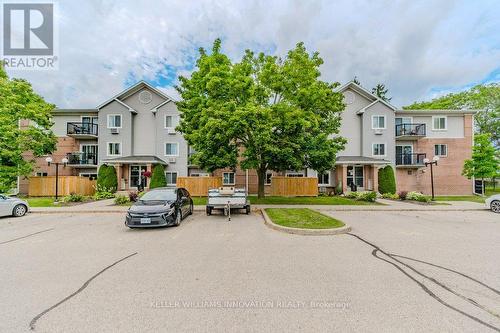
[223,172,235,185]
[107,114,122,129]
[318,171,330,186]
[372,115,386,129]
[35,172,48,177]
[434,144,448,157]
[372,143,386,156]
[164,142,179,156]
[107,142,121,156]
[165,172,178,186]
[286,172,304,177]
[265,172,273,185]
[164,115,178,129]
[432,116,447,130]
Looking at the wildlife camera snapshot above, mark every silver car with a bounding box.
[0,195,29,217]
[485,194,500,213]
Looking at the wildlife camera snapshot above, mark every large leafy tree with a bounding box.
[404,83,500,146]
[0,65,57,193]
[177,39,346,198]
[462,134,499,187]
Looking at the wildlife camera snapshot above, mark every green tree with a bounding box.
[177,39,346,198]
[353,76,361,85]
[0,64,57,193]
[96,164,117,192]
[372,83,392,102]
[378,165,396,194]
[404,83,500,146]
[462,134,499,189]
[149,164,166,189]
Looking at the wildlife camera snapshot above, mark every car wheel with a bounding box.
[491,200,500,213]
[189,202,194,215]
[175,209,182,226]
[12,204,27,217]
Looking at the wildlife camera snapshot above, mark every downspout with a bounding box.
[245,169,249,194]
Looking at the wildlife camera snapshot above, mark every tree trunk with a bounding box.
[257,168,266,199]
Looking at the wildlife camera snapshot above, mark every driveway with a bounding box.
[0,210,499,332]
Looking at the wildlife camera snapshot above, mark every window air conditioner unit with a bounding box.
[110,128,120,134]
[374,129,383,135]
[168,157,176,163]
[167,128,176,135]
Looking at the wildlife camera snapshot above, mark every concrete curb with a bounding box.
[260,209,351,236]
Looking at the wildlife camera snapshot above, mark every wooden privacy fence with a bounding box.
[176,176,223,196]
[28,176,96,197]
[270,176,318,197]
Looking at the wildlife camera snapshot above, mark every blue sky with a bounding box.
[6,0,500,108]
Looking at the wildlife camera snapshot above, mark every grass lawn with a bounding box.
[265,208,345,229]
[191,196,377,205]
[432,196,486,203]
[25,197,63,207]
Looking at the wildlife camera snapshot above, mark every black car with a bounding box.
[125,187,193,228]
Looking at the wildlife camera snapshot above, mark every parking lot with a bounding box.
[0,209,499,332]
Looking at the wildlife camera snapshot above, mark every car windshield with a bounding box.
[140,190,177,202]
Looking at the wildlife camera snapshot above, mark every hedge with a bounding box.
[97,164,118,192]
[378,165,396,194]
[149,164,167,189]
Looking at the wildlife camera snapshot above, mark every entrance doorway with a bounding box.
[347,165,364,191]
[396,145,413,165]
[130,165,147,189]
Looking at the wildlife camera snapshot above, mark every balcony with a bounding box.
[395,123,426,140]
[67,122,98,138]
[66,152,98,167]
[396,153,426,168]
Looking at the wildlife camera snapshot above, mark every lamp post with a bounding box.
[45,156,68,203]
[423,156,440,200]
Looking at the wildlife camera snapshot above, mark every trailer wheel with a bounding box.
[206,206,212,216]
[245,205,251,215]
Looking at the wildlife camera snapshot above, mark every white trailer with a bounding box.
[206,187,251,216]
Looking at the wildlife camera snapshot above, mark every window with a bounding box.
[107,142,121,156]
[372,115,386,129]
[286,173,304,177]
[79,173,97,180]
[318,172,330,186]
[165,143,179,156]
[107,114,122,128]
[265,172,273,185]
[35,172,48,177]
[434,144,448,157]
[223,172,235,185]
[432,116,447,130]
[165,115,178,129]
[165,172,178,186]
[372,143,386,156]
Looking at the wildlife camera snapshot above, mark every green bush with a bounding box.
[381,193,399,200]
[378,166,396,194]
[93,184,116,200]
[344,191,377,202]
[63,193,84,202]
[97,164,118,193]
[406,191,429,203]
[149,164,166,189]
[114,195,129,205]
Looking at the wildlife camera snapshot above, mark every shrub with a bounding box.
[406,191,429,203]
[378,166,396,194]
[93,184,116,200]
[114,195,129,205]
[149,164,167,189]
[381,192,399,200]
[128,191,139,202]
[334,180,343,195]
[97,164,118,193]
[344,191,377,202]
[344,192,358,199]
[398,191,408,200]
[63,193,84,202]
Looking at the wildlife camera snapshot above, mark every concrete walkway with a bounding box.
[29,198,487,214]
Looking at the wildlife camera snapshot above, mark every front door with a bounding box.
[346,166,364,191]
[130,165,147,189]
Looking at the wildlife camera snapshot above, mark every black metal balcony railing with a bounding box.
[396,153,426,166]
[67,122,98,136]
[66,152,98,166]
[395,123,426,137]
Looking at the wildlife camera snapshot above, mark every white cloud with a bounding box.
[5,0,500,108]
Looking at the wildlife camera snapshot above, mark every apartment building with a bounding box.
[20,81,475,195]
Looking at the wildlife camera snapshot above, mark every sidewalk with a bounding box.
[29,198,487,214]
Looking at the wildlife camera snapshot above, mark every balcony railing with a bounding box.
[395,123,426,137]
[67,122,98,136]
[66,152,98,166]
[396,153,426,166]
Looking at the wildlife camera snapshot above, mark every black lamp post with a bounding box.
[423,156,440,200]
[45,156,68,203]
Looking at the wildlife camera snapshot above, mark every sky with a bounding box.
[5,0,500,108]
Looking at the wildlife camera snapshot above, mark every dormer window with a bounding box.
[372,115,386,129]
[107,114,122,129]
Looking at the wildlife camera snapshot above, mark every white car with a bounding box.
[485,194,500,213]
[0,194,29,217]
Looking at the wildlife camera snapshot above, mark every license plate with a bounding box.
[140,218,151,224]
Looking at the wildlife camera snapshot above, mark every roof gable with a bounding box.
[335,81,397,111]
